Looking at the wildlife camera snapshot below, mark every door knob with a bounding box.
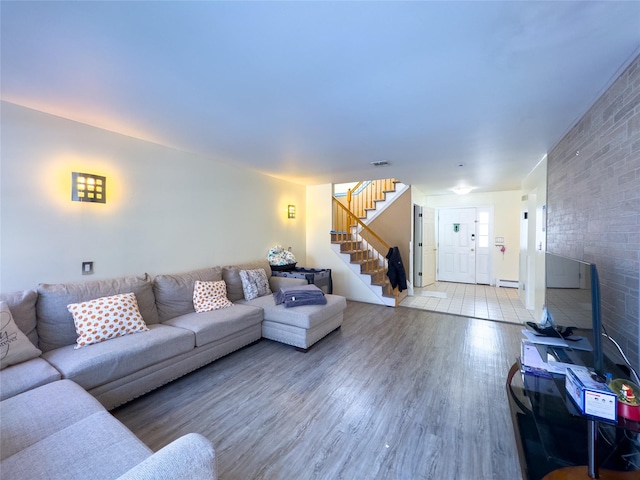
[471,248,475,252]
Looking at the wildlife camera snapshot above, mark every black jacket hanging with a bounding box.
[385,246,407,292]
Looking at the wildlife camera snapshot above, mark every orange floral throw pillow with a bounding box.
[193,280,233,313]
[67,293,149,349]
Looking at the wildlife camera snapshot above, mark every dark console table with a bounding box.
[507,361,640,480]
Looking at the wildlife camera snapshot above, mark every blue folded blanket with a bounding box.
[273,284,327,308]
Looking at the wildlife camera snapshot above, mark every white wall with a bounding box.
[425,190,522,284]
[0,102,306,292]
[520,157,547,320]
[306,184,382,304]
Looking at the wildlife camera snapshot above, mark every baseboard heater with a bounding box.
[496,279,519,288]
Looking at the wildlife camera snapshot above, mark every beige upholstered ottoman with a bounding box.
[238,293,347,351]
[222,260,347,351]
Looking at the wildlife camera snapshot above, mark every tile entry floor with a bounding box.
[400,281,536,325]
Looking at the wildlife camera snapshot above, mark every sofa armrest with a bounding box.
[269,276,308,291]
[117,433,216,480]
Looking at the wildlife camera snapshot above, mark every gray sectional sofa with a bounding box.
[2,380,216,479]
[0,259,346,480]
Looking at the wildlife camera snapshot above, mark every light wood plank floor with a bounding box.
[113,301,525,480]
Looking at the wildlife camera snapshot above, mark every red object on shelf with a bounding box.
[619,401,640,421]
[610,379,640,421]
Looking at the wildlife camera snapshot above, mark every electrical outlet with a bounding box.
[82,261,94,275]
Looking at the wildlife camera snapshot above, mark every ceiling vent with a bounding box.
[370,161,390,167]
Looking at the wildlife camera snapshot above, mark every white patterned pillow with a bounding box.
[193,280,233,312]
[239,269,272,301]
[0,301,42,369]
[67,293,149,349]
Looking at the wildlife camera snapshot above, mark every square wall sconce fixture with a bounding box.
[72,172,106,203]
[287,205,296,219]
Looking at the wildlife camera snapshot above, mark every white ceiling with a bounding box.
[1,1,639,194]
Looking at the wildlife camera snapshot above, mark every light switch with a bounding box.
[82,261,94,275]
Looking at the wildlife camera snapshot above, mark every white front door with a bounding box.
[437,207,493,285]
[423,207,436,285]
[438,208,476,284]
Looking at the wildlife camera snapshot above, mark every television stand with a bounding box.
[506,362,640,480]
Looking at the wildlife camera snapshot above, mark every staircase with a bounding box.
[346,179,409,224]
[331,179,408,307]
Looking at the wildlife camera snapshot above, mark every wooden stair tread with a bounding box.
[362,269,386,276]
[352,259,378,265]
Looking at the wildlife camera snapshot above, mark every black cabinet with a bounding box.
[270,267,333,294]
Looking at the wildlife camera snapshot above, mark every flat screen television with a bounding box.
[544,252,603,375]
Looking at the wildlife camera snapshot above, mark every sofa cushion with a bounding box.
[116,433,217,480]
[239,269,272,301]
[0,379,105,460]
[0,357,61,401]
[153,267,222,322]
[41,324,194,390]
[0,301,42,369]
[0,290,38,346]
[238,293,347,329]
[193,280,233,312]
[222,260,271,302]
[1,410,152,480]
[68,293,149,349]
[163,304,263,347]
[37,274,159,352]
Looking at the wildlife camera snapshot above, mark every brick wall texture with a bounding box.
[547,53,640,372]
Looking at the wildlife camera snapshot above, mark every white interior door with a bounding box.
[423,207,436,285]
[413,205,423,287]
[438,208,476,284]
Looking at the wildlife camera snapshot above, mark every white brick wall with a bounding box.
[547,54,640,373]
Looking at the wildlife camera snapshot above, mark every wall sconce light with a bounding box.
[72,172,106,203]
[287,205,296,219]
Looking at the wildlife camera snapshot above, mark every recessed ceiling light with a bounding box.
[452,186,473,195]
[370,161,390,167]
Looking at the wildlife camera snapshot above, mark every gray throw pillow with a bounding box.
[239,269,272,301]
[0,301,42,369]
